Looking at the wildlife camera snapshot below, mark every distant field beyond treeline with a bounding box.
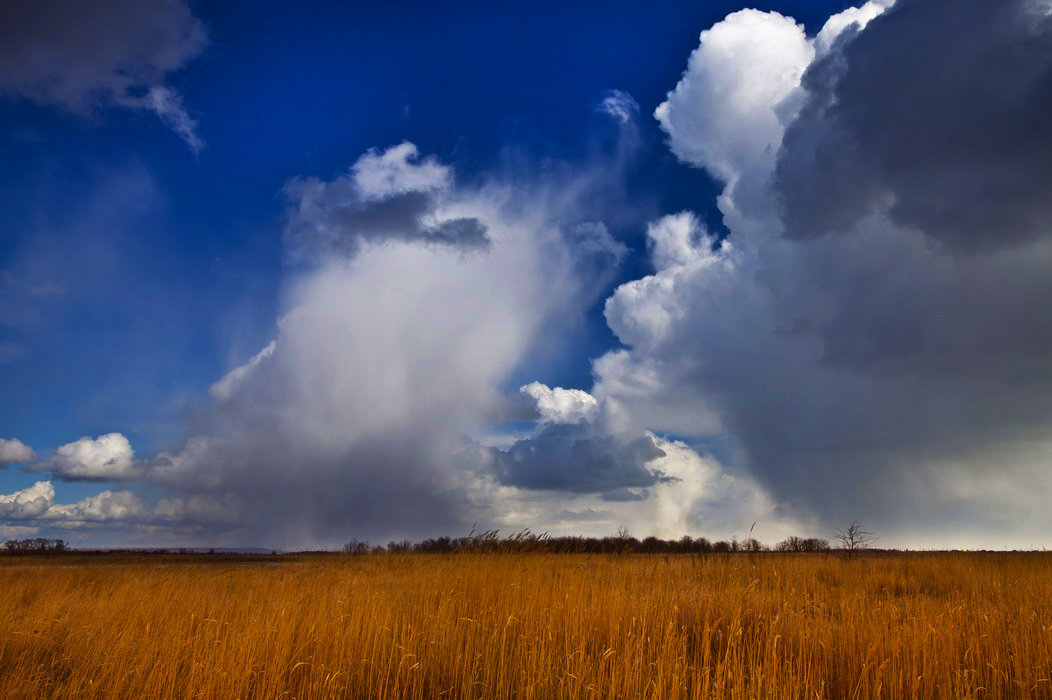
[1,552,1050,698]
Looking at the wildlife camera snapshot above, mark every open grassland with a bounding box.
[1,552,1050,698]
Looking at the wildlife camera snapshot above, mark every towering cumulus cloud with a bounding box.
[139,142,629,546]
[600,0,1052,547]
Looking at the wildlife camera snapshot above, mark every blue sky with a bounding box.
[3,0,1051,549]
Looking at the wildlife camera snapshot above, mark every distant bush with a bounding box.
[775,536,831,553]
[342,539,370,555]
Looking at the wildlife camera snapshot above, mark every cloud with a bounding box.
[520,381,598,424]
[132,142,630,547]
[775,0,1052,252]
[494,423,667,493]
[351,142,452,199]
[813,1,893,54]
[144,139,797,549]
[597,89,639,123]
[555,508,613,522]
[46,489,147,524]
[645,211,714,270]
[0,525,39,539]
[0,481,54,520]
[484,429,798,541]
[597,0,1052,547]
[654,9,814,188]
[12,4,1045,550]
[0,0,207,151]
[604,212,737,356]
[599,488,649,502]
[136,85,203,153]
[152,494,241,525]
[33,433,142,481]
[210,341,276,401]
[495,382,666,495]
[482,380,795,540]
[0,479,236,534]
[282,142,489,260]
[0,438,36,465]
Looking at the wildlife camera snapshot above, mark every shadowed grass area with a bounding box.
[1,552,1050,698]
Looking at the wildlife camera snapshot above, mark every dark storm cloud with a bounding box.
[608,0,1052,545]
[767,0,1052,383]
[0,0,207,150]
[283,187,489,259]
[427,218,490,248]
[150,420,471,545]
[775,0,1052,252]
[493,423,666,494]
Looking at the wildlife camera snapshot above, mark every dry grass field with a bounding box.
[1,552,1050,698]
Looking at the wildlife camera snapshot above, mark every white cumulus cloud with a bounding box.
[654,9,813,189]
[0,481,54,520]
[35,433,141,481]
[351,142,452,199]
[521,382,599,425]
[0,438,36,465]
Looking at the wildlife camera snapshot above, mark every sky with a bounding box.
[2,0,1051,550]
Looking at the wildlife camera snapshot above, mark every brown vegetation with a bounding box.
[1,552,1050,698]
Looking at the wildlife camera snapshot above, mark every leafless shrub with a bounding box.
[775,536,831,552]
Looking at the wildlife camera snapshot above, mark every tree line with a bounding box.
[343,528,841,555]
[2,538,69,554]
[2,521,877,556]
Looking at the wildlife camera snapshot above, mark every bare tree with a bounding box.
[613,526,634,554]
[833,521,877,556]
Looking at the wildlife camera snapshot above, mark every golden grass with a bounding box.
[1,552,1050,698]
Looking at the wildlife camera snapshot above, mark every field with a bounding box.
[1,552,1050,698]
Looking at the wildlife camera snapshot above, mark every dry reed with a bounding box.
[1,552,1050,698]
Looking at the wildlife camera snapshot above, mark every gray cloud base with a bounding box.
[282,186,490,260]
[493,424,667,494]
